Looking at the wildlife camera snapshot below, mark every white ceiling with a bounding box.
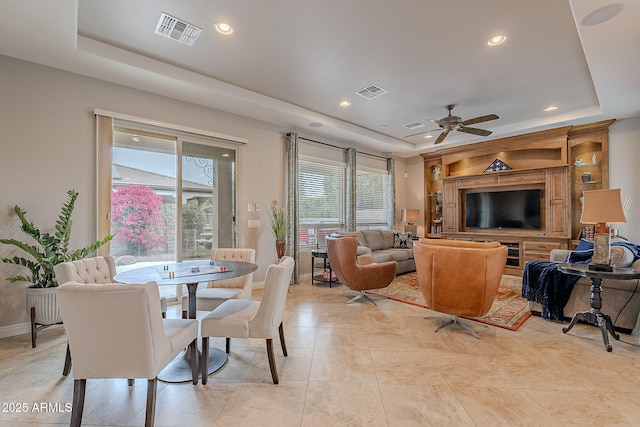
[2,0,639,157]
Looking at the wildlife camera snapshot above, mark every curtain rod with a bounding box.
[296,135,390,160]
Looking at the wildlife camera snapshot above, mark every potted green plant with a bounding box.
[268,200,287,258]
[0,189,113,331]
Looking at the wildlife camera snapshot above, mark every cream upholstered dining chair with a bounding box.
[180,248,256,318]
[54,256,168,376]
[414,239,507,338]
[200,256,295,385]
[56,281,198,427]
[326,235,397,304]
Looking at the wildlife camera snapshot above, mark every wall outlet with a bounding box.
[255,203,261,212]
[248,203,254,212]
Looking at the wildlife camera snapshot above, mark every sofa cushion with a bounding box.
[371,249,412,263]
[361,230,386,251]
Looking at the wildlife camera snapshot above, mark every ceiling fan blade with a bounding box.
[403,128,441,138]
[433,130,450,145]
[461,114,499,126]
[458,126,492,137]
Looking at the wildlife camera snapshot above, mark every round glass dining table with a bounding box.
[113,259,258,383]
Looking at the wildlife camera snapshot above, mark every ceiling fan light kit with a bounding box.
[404,104,499,144]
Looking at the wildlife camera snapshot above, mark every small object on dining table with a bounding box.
[191,266,200,273]
[209,261,215,266]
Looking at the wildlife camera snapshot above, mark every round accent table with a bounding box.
[557,263,640,352]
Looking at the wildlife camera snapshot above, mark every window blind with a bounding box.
[356,167,388,228]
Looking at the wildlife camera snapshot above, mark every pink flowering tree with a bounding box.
[111,185,165,256]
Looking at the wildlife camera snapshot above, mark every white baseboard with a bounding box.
[0,322,30,339]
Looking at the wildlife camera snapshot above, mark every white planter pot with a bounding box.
[26,286,62,325]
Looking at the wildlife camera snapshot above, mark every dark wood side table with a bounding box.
[311,249,339,287]
[557,263,640,352]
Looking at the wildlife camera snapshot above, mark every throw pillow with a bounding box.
[610,246,634,267]
[575,239,594,251]
[393,232,413,249]
[567,250,593,263]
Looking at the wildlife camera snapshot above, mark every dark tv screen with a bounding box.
[465,189,542,229]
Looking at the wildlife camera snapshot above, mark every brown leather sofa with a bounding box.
[414,239,507,338]
[326,235,397,304]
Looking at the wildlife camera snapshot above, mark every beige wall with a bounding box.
[610,117,640,243]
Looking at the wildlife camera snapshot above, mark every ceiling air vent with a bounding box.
[403,122,425,130]
[355,84,388,100]
[155,12,202,46]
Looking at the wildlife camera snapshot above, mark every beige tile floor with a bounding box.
[2,276,640,426]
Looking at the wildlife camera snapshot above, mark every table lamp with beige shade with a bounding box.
[401,208,420,234]
[579,189,627,271]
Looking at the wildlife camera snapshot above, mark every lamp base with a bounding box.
[588,263,614,272]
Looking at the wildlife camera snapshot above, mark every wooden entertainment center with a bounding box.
[421,119,614,275]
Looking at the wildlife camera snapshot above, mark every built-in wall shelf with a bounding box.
[421,119,615,274]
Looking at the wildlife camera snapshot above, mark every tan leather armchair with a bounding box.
[414,239,507,338]
[326,235,397,304]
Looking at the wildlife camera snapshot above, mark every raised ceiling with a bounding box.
[2,0,639,157]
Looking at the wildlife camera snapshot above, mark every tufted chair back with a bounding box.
[208,248,256,298]
[56,281,198,426]
[54,256,116,285]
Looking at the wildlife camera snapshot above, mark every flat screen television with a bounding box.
[465,189,542,230]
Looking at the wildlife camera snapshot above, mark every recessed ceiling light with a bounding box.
[214,22,234,35]
[544,105,558,112]
[424,135,433,139]
[222,153,230,157]
[309,122,323,128]
[339,100,351,107]
[488,35,507,46]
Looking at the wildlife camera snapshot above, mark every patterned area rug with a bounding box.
[368,272,531,331]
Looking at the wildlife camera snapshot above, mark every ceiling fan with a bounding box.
[405,104,499,145]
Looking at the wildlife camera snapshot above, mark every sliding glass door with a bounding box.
[106,128,236,299]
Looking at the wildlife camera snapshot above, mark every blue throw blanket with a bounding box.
[521,240,640,322]
[522,261,580,321]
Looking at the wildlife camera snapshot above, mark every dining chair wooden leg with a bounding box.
[70,379,86,427]
[225,337,231,354]
[62,342,72,376]
[201,337,210,385]
[266,338,279,384]
[278,322,287,357]
[145,378,157,427]
[190,339,198,385]
[30,307,37,348]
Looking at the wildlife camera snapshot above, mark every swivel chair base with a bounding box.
[347,290,377,305]
[434,315,480,339]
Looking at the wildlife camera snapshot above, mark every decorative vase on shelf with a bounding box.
[275,240,286,259]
